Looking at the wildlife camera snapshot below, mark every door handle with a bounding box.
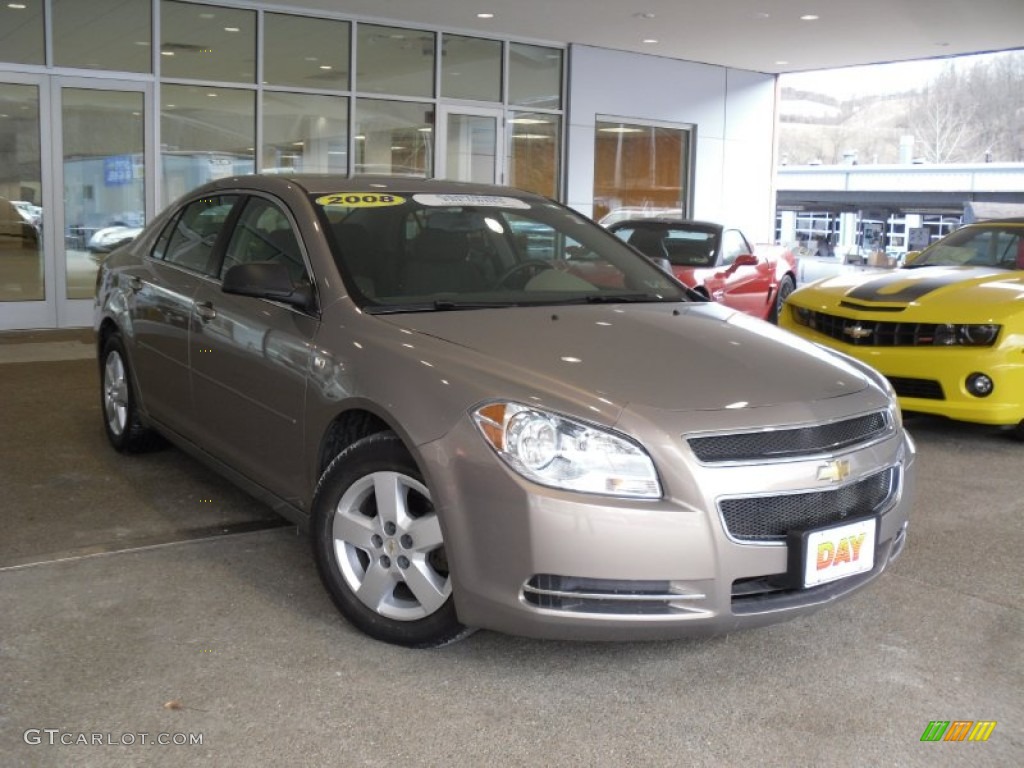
[195,301,217,321]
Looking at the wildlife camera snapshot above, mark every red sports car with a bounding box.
[607,219,797,322]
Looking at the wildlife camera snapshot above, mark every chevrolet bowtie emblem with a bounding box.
[817,459,851,483]
[843,323,873,340]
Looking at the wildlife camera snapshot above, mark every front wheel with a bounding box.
[770,274,796,324]
[311,432,471,647]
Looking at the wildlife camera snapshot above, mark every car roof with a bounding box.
[966,217,1024,226]
[197,173,550,202]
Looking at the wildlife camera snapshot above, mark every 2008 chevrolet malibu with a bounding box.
[95,174,915,647]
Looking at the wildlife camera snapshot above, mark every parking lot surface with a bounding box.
[1,333,1020,767]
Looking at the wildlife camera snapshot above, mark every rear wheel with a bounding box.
[312,432,471,647]
[100,333,162,453]
[1013,420,1024,442]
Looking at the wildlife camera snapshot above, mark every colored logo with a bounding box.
[920,720,996,742]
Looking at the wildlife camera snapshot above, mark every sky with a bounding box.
[779,50,1019,99]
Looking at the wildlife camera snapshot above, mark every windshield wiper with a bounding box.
[364,300,515,314]
[582,293,668,304]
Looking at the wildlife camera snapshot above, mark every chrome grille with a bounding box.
[688,411,890,463]
[523,575,705,615]
[719,467,896,542]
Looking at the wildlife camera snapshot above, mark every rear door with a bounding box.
[128,195,239,438]
[189,194,318,504]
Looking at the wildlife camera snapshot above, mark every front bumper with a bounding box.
[420,413,915,641]
[782,318,1024,427]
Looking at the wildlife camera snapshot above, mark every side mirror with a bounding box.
[222,262,314,310]
[733,253,758,268]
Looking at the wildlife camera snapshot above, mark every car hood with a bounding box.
[378,302,871,413]
[794,266,1024,312]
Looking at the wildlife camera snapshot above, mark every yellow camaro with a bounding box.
[781,218,1024,439]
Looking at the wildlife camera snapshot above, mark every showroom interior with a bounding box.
[2,1,1022,765]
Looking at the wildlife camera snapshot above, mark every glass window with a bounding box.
[444,112,498,184]
[161,85,255,204]
[0,84,43,301]
[264,13,350,91]
[721,230,751,264]
[53,0,151,72]
[262,92,348,174]
[356,24,435,98]
[509,44,562,109]
[0,0,44,65]
[62,88,146,299]
[354,99,432,177]
[916,225,1024,269]
[312,192,687,307]
[222,197,308,283]
[441,35,501,102]
[161,1,255,83]
[593,120,690,225]
[161,195,239,274]
[508,112,560,198]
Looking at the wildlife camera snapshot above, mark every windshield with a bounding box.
[311,191,689,311]
[611,223,719,268]
[910,225,1024,270]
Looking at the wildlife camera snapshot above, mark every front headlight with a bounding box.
[791,305,813,327]
[932,323,1001,346]
[472,402,661,498]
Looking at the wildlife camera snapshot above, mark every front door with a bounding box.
[189,194,317,503]
[436,106,504,184]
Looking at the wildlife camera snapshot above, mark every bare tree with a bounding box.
[908,65,977,163]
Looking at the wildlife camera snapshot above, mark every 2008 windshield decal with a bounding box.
[316,193,406,207]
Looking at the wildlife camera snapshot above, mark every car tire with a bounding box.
[1013,420,1024,442]
[100,333,162,453]
[311,431,472,648]
[770,274,796,324]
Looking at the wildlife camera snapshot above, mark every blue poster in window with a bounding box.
[104,155,133,186]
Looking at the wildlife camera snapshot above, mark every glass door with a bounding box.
[0,75,51,330]
[55,80,152,327]
[436,106,504,184]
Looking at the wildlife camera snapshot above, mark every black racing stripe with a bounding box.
[845,272,967,303]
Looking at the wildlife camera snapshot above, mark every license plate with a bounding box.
[798,517,877,587]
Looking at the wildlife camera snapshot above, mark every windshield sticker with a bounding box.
[412,193,531,210]
[315,193,406,208]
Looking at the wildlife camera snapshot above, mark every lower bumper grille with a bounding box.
[887,376,945,400]
[719,467,897,542]
[523,575,705,615]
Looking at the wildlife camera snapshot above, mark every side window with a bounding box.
[161,196,239,275]
[150,215,178,261]
[221,197,309,284]
[721,229,749,265]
